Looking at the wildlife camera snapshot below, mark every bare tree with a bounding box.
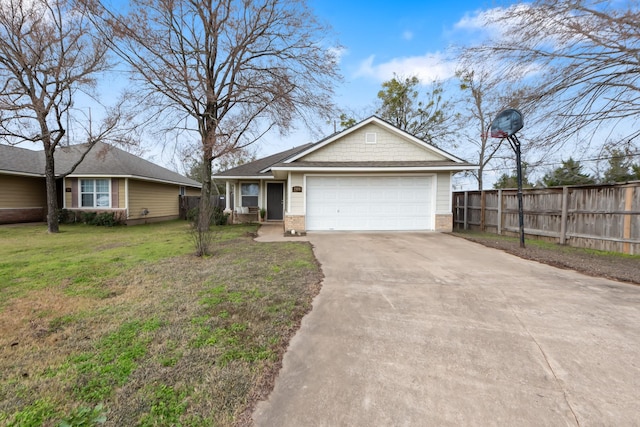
[0,0,133,233]
[456,68,508,190]
[87,0,340,245]
[470,0,640,147]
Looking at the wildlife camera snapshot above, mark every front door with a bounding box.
[266,182,284,220]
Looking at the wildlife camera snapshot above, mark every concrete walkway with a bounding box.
[252,232,640,426]
[254,222,308,242]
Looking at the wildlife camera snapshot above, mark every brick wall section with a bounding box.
[435,214,452,232]
[285,214,305,233]
[0,208,45,224]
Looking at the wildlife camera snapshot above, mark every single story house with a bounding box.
[0,141,201,225]
[215,116,478,233]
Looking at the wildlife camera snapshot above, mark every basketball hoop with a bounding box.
[491,108,525,248]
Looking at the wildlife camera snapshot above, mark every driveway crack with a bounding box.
[505,301,581,427]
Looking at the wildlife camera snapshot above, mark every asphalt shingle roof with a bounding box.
[0,142,200,187]
[0,144,44,176]
[214,143,314,177]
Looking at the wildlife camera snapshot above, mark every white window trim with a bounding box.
[80,178,111,208]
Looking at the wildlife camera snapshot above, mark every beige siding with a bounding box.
[301,123,446,162]
[289,173,305,215]
[0,175,46,208]
[64,178,73,208]
[118,179,126,208]
[128,180,180,220]
[435,172,452,214]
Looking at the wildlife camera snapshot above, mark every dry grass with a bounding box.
[0,222,323,426]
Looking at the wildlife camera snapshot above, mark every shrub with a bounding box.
[93,212,121,227]
[211,206,229,226]
[74,211,122,226]
[81,211,97,225]
[58,209,70,224]
[187,206,228,226]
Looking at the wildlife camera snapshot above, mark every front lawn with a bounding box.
[0,221,323,426]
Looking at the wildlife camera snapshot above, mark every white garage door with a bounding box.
[306,176,434,231]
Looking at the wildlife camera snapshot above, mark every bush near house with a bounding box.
[58,209,126,226]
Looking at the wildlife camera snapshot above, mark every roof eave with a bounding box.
[213,175,275,180]
[0,170,44,177]
[270,165,479,173]
[65,173,202,188]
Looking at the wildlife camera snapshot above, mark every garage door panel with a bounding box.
[306,176,433,231]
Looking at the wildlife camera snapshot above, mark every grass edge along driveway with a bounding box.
[0,221,323,426]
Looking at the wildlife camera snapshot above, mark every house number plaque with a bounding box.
[292,186,302,192]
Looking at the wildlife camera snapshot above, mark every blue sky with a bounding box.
[252,0,513,158]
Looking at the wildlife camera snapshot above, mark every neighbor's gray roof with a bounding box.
[0,144,44,176]
[0,142,200,187]
[214,143,314,177]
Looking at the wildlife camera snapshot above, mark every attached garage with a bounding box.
[306,175,434,231]
[215,116,478,233]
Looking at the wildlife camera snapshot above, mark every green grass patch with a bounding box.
[138,384,188,427]
[71,318,162,403]
[0,221,321,426]
[4,399,58,427]
[0,221,195,306]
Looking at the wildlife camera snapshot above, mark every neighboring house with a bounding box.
[0,142,201,225]
[215,116,478,233]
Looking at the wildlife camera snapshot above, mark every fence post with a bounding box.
[623,185,634,254]
[463,191,469,230]
[497,189,502,235]
[560,186,569,245]
[480,191,486,232]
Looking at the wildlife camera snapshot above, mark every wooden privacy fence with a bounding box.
[453,182,640,255]
[178,195,228,220]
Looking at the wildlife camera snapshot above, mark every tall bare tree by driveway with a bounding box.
[87,0,341,245]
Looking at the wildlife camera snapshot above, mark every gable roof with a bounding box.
[214,143,314,179]
[283,116,467,164]
[214,116,477,179]
[0,142,200,187]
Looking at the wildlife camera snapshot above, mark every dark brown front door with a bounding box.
[266,183,284,220]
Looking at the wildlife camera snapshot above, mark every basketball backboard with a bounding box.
[490,109,523,138]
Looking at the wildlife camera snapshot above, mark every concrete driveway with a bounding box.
[252,232,640,426]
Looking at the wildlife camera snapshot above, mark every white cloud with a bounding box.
[354,52,457,83]
[402,30,414,41]
[328,46,348,64]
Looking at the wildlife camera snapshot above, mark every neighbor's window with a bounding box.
[241,183,259,207]
[80,179,110,208]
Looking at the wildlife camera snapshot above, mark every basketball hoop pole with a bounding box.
[490,108,525,248]
[507,134,525,248]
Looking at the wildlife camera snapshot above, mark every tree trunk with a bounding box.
[198,145,214,232]
[44,148,60,233]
